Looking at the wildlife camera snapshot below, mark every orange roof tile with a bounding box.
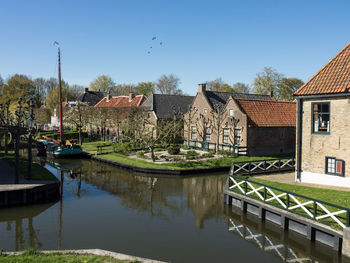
[95,95,147,107]
[235,99,296,127]
[294,42,350,96]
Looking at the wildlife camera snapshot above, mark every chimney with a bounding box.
[84,87,89,93]
[198,83,206,93]
[129,93,135,101]
[106,91,111,102]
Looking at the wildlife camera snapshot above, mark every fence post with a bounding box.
[286,194,289,209]
[347,210,350,227]
[244,180,247,195]
[313,201,317,220]
[264,161,267,172]
[263,187,266,202]
[278,158,281,172]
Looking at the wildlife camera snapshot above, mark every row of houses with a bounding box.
[46,42,350,188]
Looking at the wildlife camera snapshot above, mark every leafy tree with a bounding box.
[155,74,182,95]
[279,78,304,101]
[45,85,77,113]
[0,75,3,95]
[232,82,250,93]
[89,75,115,92]
[136,82,154,96]
[253,67,283,98]
[0,74,40,109]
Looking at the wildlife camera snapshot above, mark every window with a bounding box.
[326,157,344,176]
[234,129,241,146]
[191,126,197,140]
[229,109,234,117]
[223,128,229,144]
[205,127,211,141]
[312,102,330,134]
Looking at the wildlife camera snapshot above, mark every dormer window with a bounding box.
[312,102,330,134]
[229,109,234,117]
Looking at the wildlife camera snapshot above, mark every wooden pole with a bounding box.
[58,47,63,144]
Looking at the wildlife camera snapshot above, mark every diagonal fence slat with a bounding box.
[231,158,295,175]
[227,175,350,230]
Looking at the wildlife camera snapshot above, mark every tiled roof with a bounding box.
[235,99,296,127]
[95,95,147,107]
[294,42,350,96]
[205,91,272,109]
[77,90,106,106]
[143,94,195,120]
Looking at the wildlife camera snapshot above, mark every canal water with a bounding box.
[0,158,349,263]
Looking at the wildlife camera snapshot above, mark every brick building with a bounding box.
[185,84,296,155]
[294,42,350,187]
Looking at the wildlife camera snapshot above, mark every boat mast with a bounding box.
[58,46,63,144]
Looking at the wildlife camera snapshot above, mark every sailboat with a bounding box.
[46,43,82,158]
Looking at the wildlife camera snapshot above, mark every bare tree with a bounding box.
[183,106,198,146]
[63,102,89,145]
[155,74,182,95]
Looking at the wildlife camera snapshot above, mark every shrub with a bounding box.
[137,152,147,159]
[202,152,214,158]
[113,142,133,155]
[167,144,180,155]
[186,150,199,160]
[181,144,190,150]
[171,156,183,162]
[154,147,165,152]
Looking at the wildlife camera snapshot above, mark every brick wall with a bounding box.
[248,127,295,156]
[299,96,350,178]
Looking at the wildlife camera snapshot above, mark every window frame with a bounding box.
[312,102,330,135]
[223,128,229,144]
[325,156,345,177]
[234,129,241,146]
[229,109,234,117]
[191,126,197,141]
[205,127,211,142]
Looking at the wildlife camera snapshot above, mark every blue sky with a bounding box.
[0,0,349,95]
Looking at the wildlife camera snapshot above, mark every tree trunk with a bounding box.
[27,133,32,179]
[78,127,82,145]
[14,135,19,184]
[216,121,220,153]
[150,146,155,162]
[4,130,8,155]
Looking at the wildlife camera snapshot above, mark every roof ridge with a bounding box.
[295,42,350,96]
[235,98,295,103]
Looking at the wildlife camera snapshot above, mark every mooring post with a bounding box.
[343,228,350,257]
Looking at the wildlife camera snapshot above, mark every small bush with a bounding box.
[186,150,199,160]
[137,152,146,159]
[202,152,214,158]
[181,144,190,150]
[167,144,180,155]
[154,147,165,152]
[113,142,133,155]
[171,156,183,162]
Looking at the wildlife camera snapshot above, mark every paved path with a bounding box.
[0,158,56,191]
[258,172,350,191]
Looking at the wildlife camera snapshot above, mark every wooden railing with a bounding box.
[228,175,350,229]
[230,158,295,176]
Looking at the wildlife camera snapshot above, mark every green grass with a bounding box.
[0,151,57,181]
[0,249,129,263]
[81,141,113,154]
[97,152,291,170]
[230,176,350,229]
[251,178,350,208]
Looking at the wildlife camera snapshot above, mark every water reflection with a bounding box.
[1,158,349,262]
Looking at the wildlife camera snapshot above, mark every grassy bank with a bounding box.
[0,250,127,263]
[82,141,293,170]
[0,151,57,181]
[251,178,350,208]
